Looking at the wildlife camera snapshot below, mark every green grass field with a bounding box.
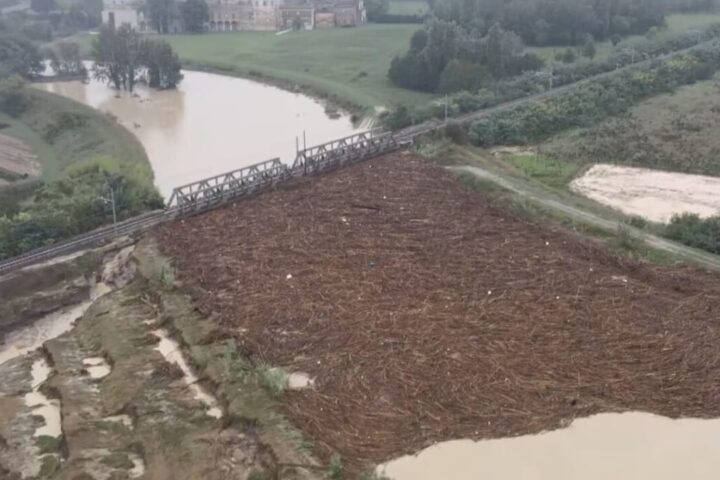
[5,88,150,181]
[162,25,430,110]
[388,0,428,16]
[67,24,429,110]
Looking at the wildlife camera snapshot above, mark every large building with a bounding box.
[101,0,365,32]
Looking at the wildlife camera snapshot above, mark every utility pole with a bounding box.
[548,65,553,90]
[102,177,118,237]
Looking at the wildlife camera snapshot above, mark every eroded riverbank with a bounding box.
[0,238,322,479]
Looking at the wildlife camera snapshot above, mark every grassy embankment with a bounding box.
[0,88,150,183]
[0,87,159,259]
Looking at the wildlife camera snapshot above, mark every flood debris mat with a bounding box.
[157,152,720,472]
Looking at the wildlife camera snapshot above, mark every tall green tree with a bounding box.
[92,24,143,91]
[141,39,182,88]
[0,36,43,79]
[180,0,209,33]
[49,42,87,77]
[147,0,177,34]
[581,33,596,59]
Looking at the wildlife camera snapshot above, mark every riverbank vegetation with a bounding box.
[0,38,161,260]
[92,24,182,91]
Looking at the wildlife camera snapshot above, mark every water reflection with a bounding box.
[36,71,361,198]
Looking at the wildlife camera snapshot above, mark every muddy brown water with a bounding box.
[571,164,720,223]
[379,412,720,480]
[35,71,362,198]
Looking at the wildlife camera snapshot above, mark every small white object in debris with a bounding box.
[286,274,293,280]
[288,372,315,390]
[487,290,492,295]
[545,241,550,246]
[341,217,348,223]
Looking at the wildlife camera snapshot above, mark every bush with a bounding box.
[0,157,163,260]
[466,43,720,146]
[382,22,720,130]
[664,213,720,254]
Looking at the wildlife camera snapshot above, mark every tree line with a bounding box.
[389,20,544,93]
[92,24,183,91]
[466,41,720,146]
[382,22,720,129]
[428,0,712,47]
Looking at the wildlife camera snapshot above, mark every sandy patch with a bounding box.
[571,164,720,223]
[0,132,40,178]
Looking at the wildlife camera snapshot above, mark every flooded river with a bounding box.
[380,412,720,480]
[36,71,362,197]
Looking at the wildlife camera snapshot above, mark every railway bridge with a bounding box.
[0,129,402,275]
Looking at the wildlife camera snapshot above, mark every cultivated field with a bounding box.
[157,152,720,473]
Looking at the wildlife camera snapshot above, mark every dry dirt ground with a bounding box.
[157,152,720,472]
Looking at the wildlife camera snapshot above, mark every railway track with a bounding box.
[1,39,717,275]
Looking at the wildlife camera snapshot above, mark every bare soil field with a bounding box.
[157,152,720,472]
[571,164,720,223]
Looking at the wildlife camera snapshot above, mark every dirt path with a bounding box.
[451,164,720,271]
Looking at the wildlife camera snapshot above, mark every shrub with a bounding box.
[664,213,720,254]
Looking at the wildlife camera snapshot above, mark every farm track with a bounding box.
[452,165,720,272]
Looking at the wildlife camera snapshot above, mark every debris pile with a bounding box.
[157,153,720,471]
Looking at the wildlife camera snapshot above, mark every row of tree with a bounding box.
[388,20,544,93]
[91,25,183,91]
[466,42,720,146]
[428,0,677,46]
[382,22,720,129]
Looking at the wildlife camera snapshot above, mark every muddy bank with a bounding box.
[0,250,102,334]
[571,164,720,223]
[0,238,323,480]
[156,152,720,473]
